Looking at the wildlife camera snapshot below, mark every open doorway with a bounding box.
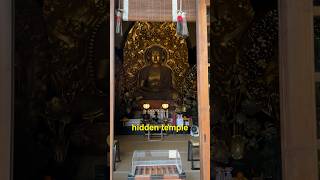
[112,21,200,179]
[109,0,210,179]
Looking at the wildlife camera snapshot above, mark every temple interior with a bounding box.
[12,0,282,179]
[111,21,201,179]
[114,21,198,133]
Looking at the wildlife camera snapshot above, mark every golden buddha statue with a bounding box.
[135,45,178,100]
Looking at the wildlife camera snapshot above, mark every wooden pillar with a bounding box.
[279,0,318,179]
[109,0,115,178]
[0,0,12,179]
[196,0,210,179]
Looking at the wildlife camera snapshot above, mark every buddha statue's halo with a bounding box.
[144,44,168,64]
[122,22,189,103]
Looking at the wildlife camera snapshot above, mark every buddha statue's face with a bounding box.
[151,50,161,64]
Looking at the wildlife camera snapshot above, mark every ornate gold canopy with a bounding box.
[122,22,189,97]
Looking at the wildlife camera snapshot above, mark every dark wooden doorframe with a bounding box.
[109,0,115,179]
[0,0,13,179]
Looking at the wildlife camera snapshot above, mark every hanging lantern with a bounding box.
[143,103,150,110]
[230,135,246,160]
[161,103,169,109]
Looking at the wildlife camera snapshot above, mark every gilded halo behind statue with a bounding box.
[121,22,189,104]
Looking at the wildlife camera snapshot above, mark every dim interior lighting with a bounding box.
[162,103,169,109]
[143,103,150,110]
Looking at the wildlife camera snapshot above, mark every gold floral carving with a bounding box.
[123,22,189,97]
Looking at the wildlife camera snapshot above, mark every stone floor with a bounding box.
[113,135,200,180]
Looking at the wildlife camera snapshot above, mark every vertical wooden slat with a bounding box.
[0,0,12,179]
[196,0,210,179]
[110,0,115,178]
[279,0,318,179]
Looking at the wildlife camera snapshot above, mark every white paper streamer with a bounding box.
[172,0,177,22]
[123,0,129,21]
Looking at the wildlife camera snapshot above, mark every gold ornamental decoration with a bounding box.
[123,22,189,97]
